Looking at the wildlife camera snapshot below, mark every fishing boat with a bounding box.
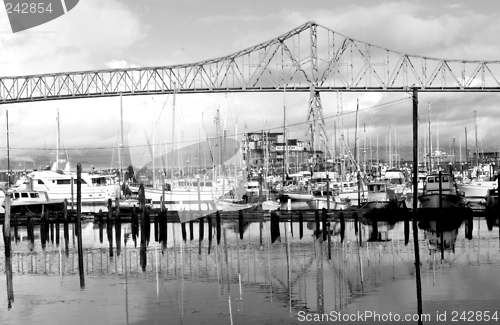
[0,189,65,214]
[357,181,407,219]
[417,172,469,210]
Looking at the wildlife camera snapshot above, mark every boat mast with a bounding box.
[389,125,392,169]
[465,127,468,166]
[354,98,359,168]
[283,86,288,184]
[172,83,177,179]
[474,110,479,169]
[6,109,10,187]
[119,93,124,196]
[56,109,60,170]
[428,103,432,172]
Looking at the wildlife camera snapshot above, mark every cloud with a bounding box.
[0,0,146,75]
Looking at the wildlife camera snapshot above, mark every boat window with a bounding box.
[13,193,19,198]
[368,185,375,192]
[29,193,39,198]
[205,181,212,187]
[21,192,29,198]
[427,178,434,183]
[57,179,72,185]
[442,176,449,182]
[37,179,44,185]
[91,177,107,185]
[380,185,386,192]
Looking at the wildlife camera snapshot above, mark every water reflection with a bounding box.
[1,213,500,324]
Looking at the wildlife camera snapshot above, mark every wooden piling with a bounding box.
[154,213,159,242]
[467,213,473,240]
[354,211,358,235]
[3,193,14,307]
[340,211,345,243]
[107,199,113,223]
[40,212,47,249]
[63,200,69,244]
[238,210,244,240]
[139,183,147,271]
[3,193,11,257]
[322,208,327,241]
[216,211,221,245]
[181,222,187,242]
[97,210,104,244]
[299,211,303,239]
[132,205,137,247]
[372,219,378,241]
[189,217,194,241]
[404,218,410,245]
[55,212,60,246]
[76,163,85,288]
[162,210,168,251]
[207,216,212,254]
[326,174,330,210]
[115,206,122,257]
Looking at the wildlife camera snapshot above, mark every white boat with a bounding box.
[128,179,223,211]
[306,196,350,210]
[15,170,120,206]
[261,199,280,211]
[456,178,498,201]
[0,189,65,214]
[214,197,258,212]
[286,189,313,201]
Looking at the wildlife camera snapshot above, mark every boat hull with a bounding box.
[457,180,498,200]
[418,193,468,209]
[129,185,219,211]
[214,198,258,212]
[306,197,350,210]
[9,201,65,214]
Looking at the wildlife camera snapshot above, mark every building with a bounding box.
[242,131,325,176]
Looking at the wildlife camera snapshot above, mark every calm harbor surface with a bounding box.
[1,211,500,325]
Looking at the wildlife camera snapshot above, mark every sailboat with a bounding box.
[127,91,226,213]
[213,108,258,212]
[14,110,121,207]
[261,130,280,211]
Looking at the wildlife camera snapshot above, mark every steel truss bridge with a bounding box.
[1,21,499,152]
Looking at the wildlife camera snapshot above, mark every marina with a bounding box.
[3,1,500,324]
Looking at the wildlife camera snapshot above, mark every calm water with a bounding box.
[1,212,500,324]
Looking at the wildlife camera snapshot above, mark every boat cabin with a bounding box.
[423,173,456,194]
[367,182,389,201]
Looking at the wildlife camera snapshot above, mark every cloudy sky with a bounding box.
[0,0,499,170]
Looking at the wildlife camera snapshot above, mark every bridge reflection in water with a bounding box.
[1,216,500,324]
